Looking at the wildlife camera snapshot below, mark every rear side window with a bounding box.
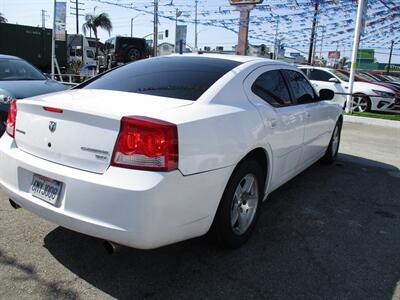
[309,69,334,82]
[284,70,316,104]
[79,56,241,101]
[251,70,291,107]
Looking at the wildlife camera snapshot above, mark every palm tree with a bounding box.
[82,12,112,58]
[0,13,7,23]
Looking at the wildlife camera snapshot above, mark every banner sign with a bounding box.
[175,25,187,51]
[54,1,66,41]
[357,49,374,60]
[328,51,341,59]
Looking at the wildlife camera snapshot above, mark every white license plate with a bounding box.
[29,174,62,205]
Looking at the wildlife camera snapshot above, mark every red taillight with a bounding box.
[111,116,178,171]
[6,99,17,138]
[43,107,63,113]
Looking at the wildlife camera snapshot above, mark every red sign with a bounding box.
[229,0,264,4]
[328,51,341,59]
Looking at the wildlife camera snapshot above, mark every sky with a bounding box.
[0,0,399,63]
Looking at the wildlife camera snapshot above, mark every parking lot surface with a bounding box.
[0,122,399,300]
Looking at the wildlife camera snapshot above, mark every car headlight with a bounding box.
[0,95,14,104]
[372,90,395,98]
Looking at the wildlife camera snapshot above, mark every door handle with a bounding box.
[270,118,277,128]
[306,112,311,118]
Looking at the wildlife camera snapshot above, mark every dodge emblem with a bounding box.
[49,121,57,133]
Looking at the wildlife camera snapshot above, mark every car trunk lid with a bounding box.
[14,89,192,174]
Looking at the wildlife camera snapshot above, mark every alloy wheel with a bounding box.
[351,95,369,112]
[230,174,259,235]
[331,125,340,157]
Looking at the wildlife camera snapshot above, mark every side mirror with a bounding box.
[328,77,340,83]
[319,89,335,101]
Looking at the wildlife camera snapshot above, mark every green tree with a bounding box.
[339,57,348,68]
[82,12,112,58]
[0,13,7,23]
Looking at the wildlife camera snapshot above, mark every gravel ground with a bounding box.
[0,122,399,300]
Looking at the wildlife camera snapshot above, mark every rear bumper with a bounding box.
[0,135,233,249]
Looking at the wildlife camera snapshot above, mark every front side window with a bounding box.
[78,56,241,101]
[251,70,291,107]
[86,50,95,59]
[284,70,316,104]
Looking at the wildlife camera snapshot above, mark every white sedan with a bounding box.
[299,66,400,113]
[0,55,342,250]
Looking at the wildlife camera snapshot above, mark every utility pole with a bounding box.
[41,9,48,28]
[175,9,182,53]
[70,0,85,34]
[308,1,319,64]
[319,26,324,60]
[153,0,158,57]
[273,16,279,59]
[387,40,394,75]
[75,0,79,34]
[195,0,198,50]
[345,0,367,113]
[131,18,134,37]
[312,28,318,64]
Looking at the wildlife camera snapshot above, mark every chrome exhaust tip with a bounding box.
[9,199,21,209]
[103,241,121,255]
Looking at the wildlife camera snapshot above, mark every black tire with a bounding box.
[126,47,142,62]
[322,119,342,164]
[210,159,264,249]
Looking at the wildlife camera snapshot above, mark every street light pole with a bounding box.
[131,18,133,37]
[307,1,319,64]
[345,0,366,113]
[90,6,97,38]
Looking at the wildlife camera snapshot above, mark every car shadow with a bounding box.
[43,153,400,299]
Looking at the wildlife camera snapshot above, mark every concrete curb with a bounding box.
[343,115,400,129]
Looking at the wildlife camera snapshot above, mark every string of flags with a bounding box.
[88,0,400,49]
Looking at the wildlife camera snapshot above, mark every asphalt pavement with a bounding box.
[0,122,399,300]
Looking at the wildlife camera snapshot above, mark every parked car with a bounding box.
[0,55,341,250]
[299,66,400,113]
[358,71,400,89]
[102,36,148,70]
[336,69,400,96]
[0,54,67,135]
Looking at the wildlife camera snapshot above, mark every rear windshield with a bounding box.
[0,58,46,81]
[78,56,241,100]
